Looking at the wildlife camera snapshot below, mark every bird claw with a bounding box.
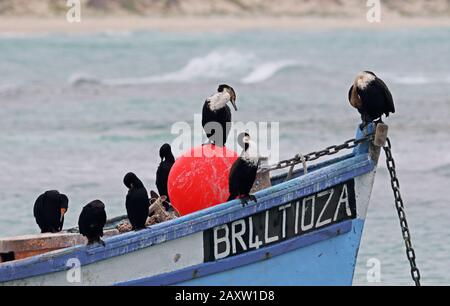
[240,198,248,207]
[240,195,257,207]
[87,238,106,247]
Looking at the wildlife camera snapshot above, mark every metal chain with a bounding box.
[384,137,421,286]
[261,133,374,173]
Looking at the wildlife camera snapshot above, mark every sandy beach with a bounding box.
[1,15,450,34]
[1,0,449,33]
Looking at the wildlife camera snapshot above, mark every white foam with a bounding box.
[100,30,133,37]
[168,49,255,81]
[0,82,23,96]
[391,76,431,85]
[0,32,50,40]
[73,50,256,87]
[389,75,450,85]
[67,51,300,87]
[68,73,103,86]
[241,60,300,84]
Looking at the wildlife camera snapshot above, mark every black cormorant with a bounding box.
[124,172,150,230]
[33,190,69,233]
[156,143,175,203]
[78,200,107,246]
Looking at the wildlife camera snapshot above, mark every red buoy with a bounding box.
[168,145,238,216]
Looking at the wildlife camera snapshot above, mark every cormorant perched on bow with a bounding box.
[78,200,107,246]
[123,172,150,231]
[348,71,395,129]
[227,132,259,207]
[33,190,69,233]
[156,143,175,203]
[202,84,237,147]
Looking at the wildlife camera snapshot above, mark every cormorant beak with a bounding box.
[226,88,237,111]
[60,208,67,222]
[230,99,237,111]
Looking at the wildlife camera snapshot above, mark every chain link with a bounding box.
[261,133,374,173]
[384,137,421,286]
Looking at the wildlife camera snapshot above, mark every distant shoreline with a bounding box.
[1,16,450,34]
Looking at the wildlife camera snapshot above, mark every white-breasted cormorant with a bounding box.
[202,84,237,147]
[348,71,395,129]
[227,132,259,207]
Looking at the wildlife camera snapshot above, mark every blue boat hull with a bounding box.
[117,219,364,286]
[180,219,364,286]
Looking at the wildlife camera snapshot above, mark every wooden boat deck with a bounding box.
[0,230,120,263]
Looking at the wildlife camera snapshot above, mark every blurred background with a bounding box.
[0,0,449,16]
[0,0,449,285]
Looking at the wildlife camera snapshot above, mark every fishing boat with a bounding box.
[0,123,386,286]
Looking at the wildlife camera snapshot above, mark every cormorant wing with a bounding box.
[156,163,170,197]
[375,77,395,114]
[224,104,232,124]
[228,160,242,197]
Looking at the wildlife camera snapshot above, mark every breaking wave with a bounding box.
[68,73,103,86]
[69,50,299,87]
[70,50,255,87]
[241,60,300,84]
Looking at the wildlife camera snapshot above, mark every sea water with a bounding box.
[0,28,449,285]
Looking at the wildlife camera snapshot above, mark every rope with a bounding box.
[285,154,307,182]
